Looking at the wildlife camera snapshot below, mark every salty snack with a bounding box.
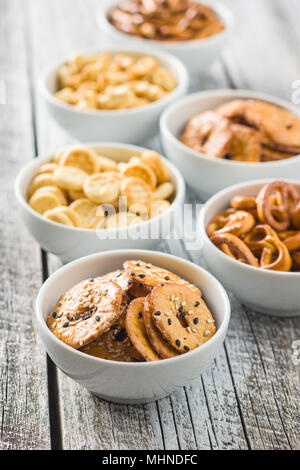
[208,180,300,271]
[108,0,224,42]
[54,51,177,110]
[27,145,175,228]
[47,260,216,362]
[181,99,300,162]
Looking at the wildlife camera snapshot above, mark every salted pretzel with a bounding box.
[256,181,300,231]
[210,232,259,267]
[207,209,255,237]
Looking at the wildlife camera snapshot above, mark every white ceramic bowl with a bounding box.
[160,89,300,201]
[39,46,188,144]
[199,178,300,317]
[15,143,185,263]
[36,249,230,403]
[97,0,234,72]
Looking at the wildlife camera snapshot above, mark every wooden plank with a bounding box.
[0,0,51,450]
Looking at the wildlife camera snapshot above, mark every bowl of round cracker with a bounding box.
[199,178,300,316]
[97,0,234,72]
[36,249,230,403]
[39,46,188,143]
[160,89,300,200]
[15,143,185,263]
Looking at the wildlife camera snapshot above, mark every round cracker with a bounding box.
[53,165,88,191]
[124,260,202,296]
[124,297,160,362]
[84,172,120,204]
[140,150,169,184]
[121,160,157,189]
[47,279,123,349]
[144,294,179,359]
[96,269,132,294]
[69,198,105,228]
[59,145,98,174]
[153,182,174,200]
[29,190,62,214]
[150,283,215,353]
[44,206,82,227]
[28,173,57,197]
[120,177,152,215]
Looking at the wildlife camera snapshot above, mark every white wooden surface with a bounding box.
[0,0,299,450]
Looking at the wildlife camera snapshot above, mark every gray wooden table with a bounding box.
[1,0,300,450]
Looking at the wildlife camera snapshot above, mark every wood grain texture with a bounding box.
[3,0,298,450]
[0,0,51,450]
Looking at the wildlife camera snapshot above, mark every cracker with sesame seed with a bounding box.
[96,269,132,294]
[124,297,160,362]
[150,283,215,353]
[79,301,144,362]
[123,260,202,296]
[143,294,179,359]
[47,279,122,349]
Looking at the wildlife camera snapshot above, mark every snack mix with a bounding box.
[181,99,300,162]
[47,260,216,361]
[54,51,177,110]
[109,0,224,41]
[207,181,300,271]
[27,145,175,228]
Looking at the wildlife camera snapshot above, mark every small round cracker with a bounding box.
[47,279,123,349]
[69,198,105,228]
[36,163,59,175]
[104,212,144,229]
[144,294,179,359]
[124,298,160,362]
[140,150,169,184]
[53,165,88,191]
[153,182,174,200]
[84,172,120,204]
[150,199,170,218]
[124,260,202,296]
[59,145,98,174]
[28,173,57,197]
[29,189,62,214]
[44,206,82,227]
[150,283,215,353]
[120,177,152,215]
[121,160,157,189]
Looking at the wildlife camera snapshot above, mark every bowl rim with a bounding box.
[39,45,189,117]
[97,0,235,49]
[160,88,300,167]
[36,249,231,368]
[14,142,186,234]
[199,177,300,277]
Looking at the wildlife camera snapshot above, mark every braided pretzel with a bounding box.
[256,181,300,231]
[211,232,259,266]
[207,209,255,237]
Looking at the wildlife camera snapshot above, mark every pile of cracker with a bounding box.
[27,145,174,229]
[109,0,224,42]
[48,260,216,362]
[180,99,300,162]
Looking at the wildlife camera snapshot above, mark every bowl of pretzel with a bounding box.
[97,0,234,72]
[15,143,185,263]
[160,89,300,200]
[36,249,230,403]
[39,46,188,144]
[199,179,300,317]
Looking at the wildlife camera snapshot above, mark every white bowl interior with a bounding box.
[37,250,230,358]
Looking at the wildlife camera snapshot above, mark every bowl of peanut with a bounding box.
[39,46,188,144]
[15,143,185,263]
